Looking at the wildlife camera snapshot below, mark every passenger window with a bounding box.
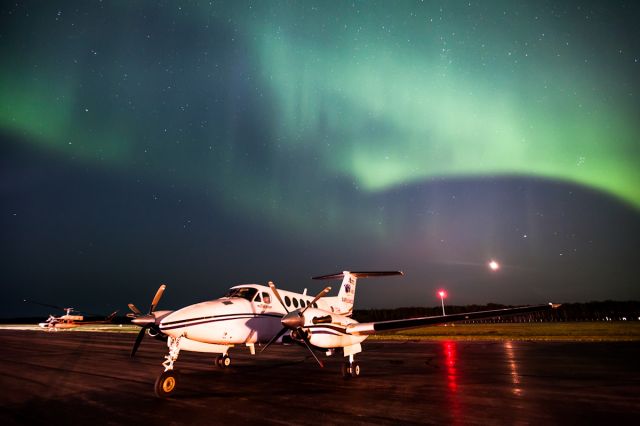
[292,298,299,308]
[254,293,262,303]
[285,296,291,307]
[313,302,318,308]
[262,292,271,304]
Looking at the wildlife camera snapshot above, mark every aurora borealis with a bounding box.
[2,1,639,316]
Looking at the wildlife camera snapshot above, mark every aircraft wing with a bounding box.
[347,303,557,336]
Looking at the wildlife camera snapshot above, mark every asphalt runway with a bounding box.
[0,330,638,425]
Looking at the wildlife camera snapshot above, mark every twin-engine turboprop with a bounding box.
[151,271,556,397]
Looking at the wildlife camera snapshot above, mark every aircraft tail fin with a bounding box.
[313,271,403,316]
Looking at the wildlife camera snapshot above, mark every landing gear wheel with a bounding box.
[154,370,178,398]
[351,361,361,377]
[341,362,352,379]
[216,354,231,368]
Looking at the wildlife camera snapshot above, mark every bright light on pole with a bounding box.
[438,290,447,316]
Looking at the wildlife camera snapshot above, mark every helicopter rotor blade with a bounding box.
[23,299,66,311]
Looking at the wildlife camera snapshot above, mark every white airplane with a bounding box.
[136,271,555,398]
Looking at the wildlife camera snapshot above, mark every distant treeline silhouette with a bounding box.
[353,301,640,323]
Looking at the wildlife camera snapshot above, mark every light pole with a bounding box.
[438,290,446,316]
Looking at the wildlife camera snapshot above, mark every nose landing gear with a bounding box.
[154,336,182,398]
[155,370,179,398]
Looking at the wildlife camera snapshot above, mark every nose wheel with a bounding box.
[154,370,179,398]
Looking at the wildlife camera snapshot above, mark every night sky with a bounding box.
[2,1,639,318]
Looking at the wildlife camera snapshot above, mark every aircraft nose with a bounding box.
[158,304,206,333]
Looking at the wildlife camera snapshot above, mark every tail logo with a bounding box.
[344,283,352,294]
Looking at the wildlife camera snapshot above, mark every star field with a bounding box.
[1,1,638,317]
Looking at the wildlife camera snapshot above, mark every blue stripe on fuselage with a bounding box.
[160,312,282,331]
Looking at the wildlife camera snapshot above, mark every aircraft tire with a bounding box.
[216,354,231,368]
[154,370,178,398]
[222,355,231,367]
[341,362,351,379]
[351,361,361,377]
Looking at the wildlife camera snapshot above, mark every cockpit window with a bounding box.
[224,287,258,301]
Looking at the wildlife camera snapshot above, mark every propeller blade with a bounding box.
[130,326,148,357]
[127,303,142,315]
[260,327,288,354]
[299,332,324,368]
[149,284,166,314]
[300,286,331,315]
[268,281,289,313]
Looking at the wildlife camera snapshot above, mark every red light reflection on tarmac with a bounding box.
[443,340,458,392]
[441,340,462,425]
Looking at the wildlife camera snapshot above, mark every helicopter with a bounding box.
[23,300,118,331]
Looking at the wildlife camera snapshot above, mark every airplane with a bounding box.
[24,300,118,331]
[133,271,557,398]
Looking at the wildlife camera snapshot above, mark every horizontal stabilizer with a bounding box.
[313,271,403,280]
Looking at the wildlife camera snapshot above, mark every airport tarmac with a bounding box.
[0,330,638,425]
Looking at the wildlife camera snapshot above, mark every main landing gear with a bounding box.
[215,354,231,368]
[341,354,361,378]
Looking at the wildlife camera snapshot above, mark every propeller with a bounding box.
[261,281,331,367]
[128,284,166,357]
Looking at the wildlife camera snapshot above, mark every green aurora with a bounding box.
[1,1,638,229]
